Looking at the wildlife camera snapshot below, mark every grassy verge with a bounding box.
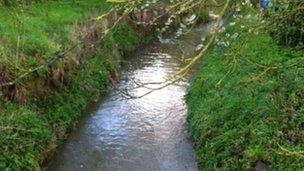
[0,0,110,78]
[187,7,304,170]
[0,1,156,170]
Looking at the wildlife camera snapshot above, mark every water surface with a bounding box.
[47,23,212,171]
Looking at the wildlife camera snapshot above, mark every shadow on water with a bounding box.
[46,22,214,171]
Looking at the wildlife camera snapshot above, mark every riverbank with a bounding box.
[187,5,304,170]
[46,20,215,171]
[0,1,158,169]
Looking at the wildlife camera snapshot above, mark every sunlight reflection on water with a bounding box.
[47,22,213,171]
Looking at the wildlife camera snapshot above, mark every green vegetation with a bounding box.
[1,0,303,170]
[0,0,47,6]
[197,10,211,24]
[0,0,110,79]
[0,0,154,169]
[270,1,304,47]
[0,47,115,170]
[187,3,304,170]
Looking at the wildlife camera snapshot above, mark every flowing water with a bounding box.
[47,23,213,171]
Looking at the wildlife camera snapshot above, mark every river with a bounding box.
[47,23,213,171]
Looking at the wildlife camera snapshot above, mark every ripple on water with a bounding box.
[47,23,215,171]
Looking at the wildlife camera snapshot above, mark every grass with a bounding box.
[186,8,304,170]
[0,0,110,79]
[0,21,143,170]
[0,0,155,169]
[197,10,211,24]
[0,48,117,170]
